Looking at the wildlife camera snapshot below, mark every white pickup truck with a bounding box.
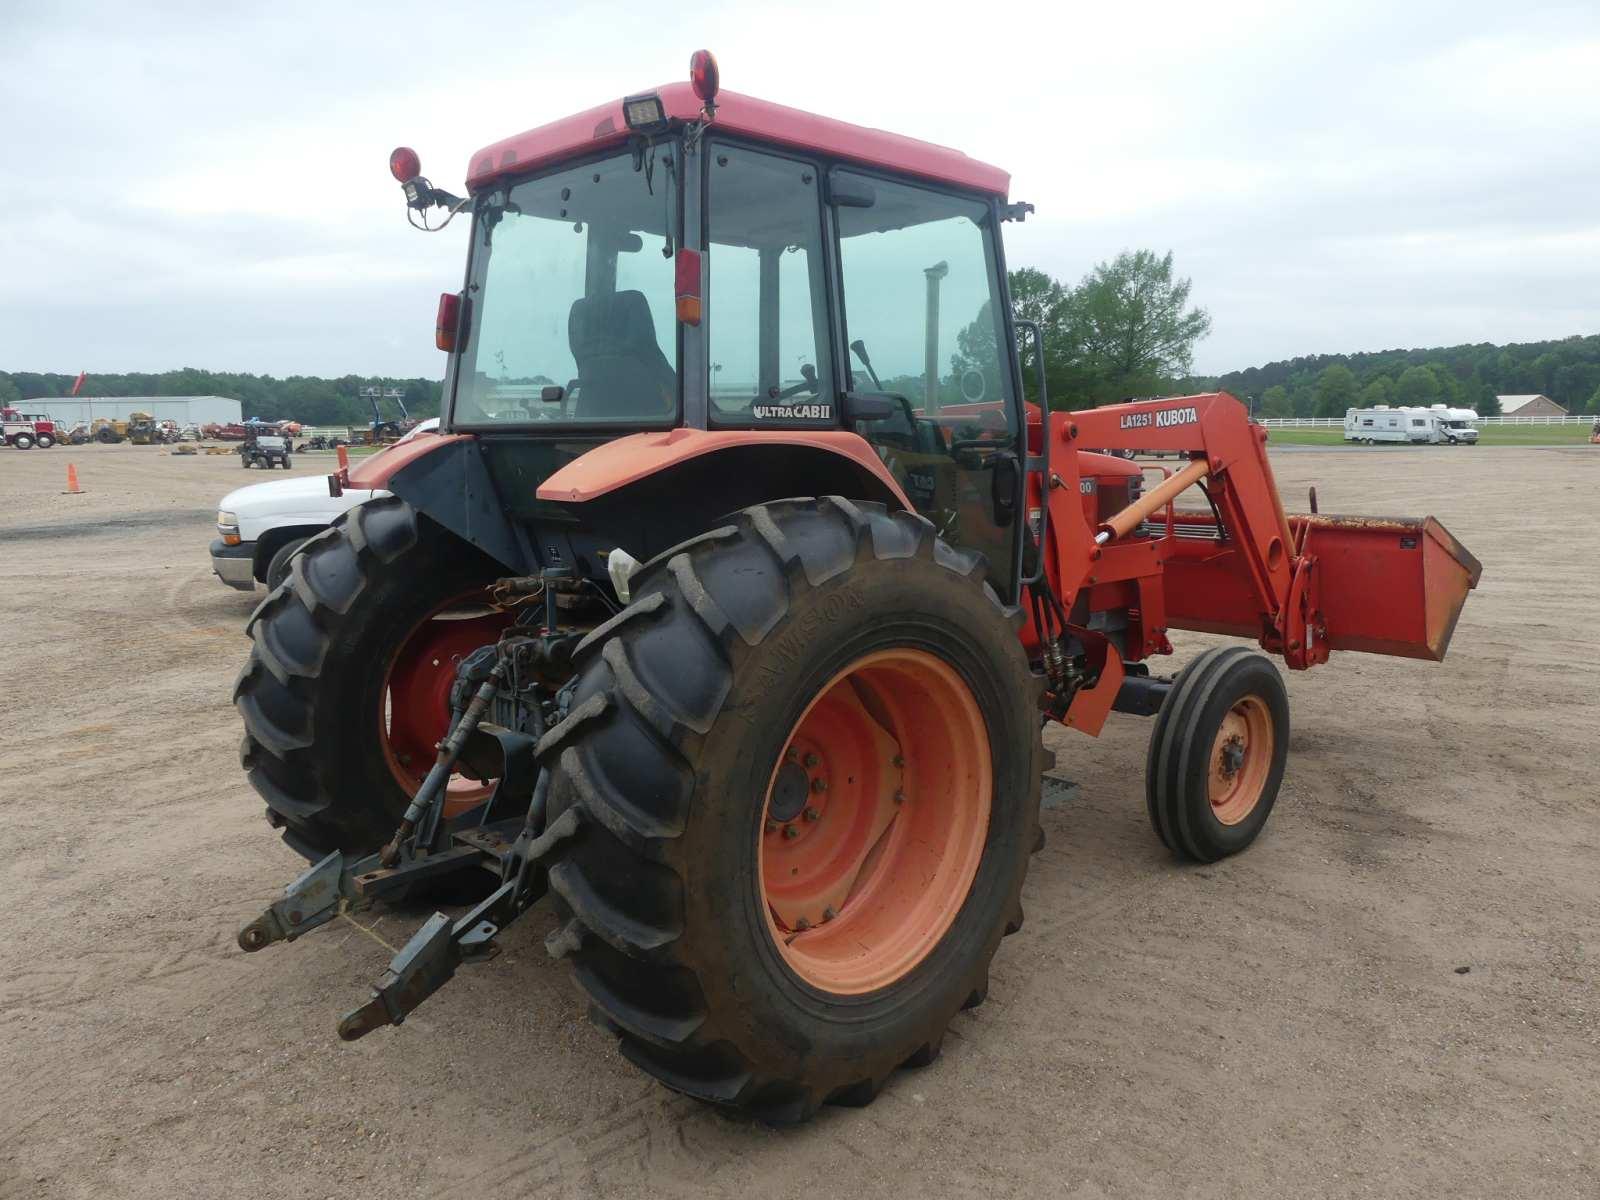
[210,420,437,591]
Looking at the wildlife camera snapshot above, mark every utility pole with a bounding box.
[924,261,949,413]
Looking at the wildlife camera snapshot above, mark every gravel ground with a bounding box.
[1,441,1595,1199]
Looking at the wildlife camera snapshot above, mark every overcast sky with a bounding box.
[2,0,1596,380]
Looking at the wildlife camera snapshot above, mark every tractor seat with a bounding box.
[567,291,676,420]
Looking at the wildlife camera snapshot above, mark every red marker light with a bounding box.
[436,291,462,352]
[675,248,702,325]
[690,50,719,105]
[389,146,421,183]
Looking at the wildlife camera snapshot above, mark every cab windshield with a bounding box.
[452,147,680,427]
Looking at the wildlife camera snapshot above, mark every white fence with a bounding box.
[1258,414,1589,428]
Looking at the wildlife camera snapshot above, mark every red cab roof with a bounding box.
[466,82,1009,198]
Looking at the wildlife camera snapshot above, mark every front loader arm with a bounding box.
[1034,392,1479,681]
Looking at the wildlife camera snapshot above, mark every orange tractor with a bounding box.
[236,55,1481,1123]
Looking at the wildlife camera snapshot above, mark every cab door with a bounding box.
[828,169,1022,596]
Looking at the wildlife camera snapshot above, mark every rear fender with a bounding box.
[350,429,912,579]
[535,431,913,565]
[536,429,910,509]
[377,435,535,574]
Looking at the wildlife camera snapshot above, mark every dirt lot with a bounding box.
[2,442,1596,1199]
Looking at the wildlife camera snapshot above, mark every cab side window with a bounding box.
[705,145,833,423]
[832,171,1017,586]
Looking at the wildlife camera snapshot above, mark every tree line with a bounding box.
[0,369,442,427]
[1187,334,1600,419]
[1004,254,1600,417]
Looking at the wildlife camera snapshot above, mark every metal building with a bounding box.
[26,395,243,428]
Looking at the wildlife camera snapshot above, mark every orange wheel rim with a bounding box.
[379,591,512,818]
[1207,695,1273,825]
[758,648,991,995]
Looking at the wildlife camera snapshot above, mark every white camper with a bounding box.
[1345,405,1428,444]
[1343,405,1478,445]
[1429,405,1479,444]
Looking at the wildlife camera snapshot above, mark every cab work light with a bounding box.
[622,92,668,134]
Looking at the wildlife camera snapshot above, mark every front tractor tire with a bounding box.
[1146,646,1289,862]
[234,497,511,858]
[539,498,1047,1123]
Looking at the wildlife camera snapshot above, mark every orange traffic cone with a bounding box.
[63,463,84,494]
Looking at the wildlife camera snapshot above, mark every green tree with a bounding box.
[1259,385,1291,418]
[1475,390,1502,417]
[1007,267,1075,406]
[1359,377,1392,408]
[1530,352,1559,394]
[1065,249,1211,405]
[1395,365,1440,407]
[948,299,1004,405]
[1426,362,1461,406]
[1587,384,1600,415]
[1313,364,1358,418]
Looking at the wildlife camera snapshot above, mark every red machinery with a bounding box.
[1024,393,1479,739]
[2,407,60,449]
[234,54,1481,1123]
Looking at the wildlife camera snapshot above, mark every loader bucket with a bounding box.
[1290,513,1482,661]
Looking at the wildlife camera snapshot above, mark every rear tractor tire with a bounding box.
[234,497,511,859]
[538,497,1047,1123]
[1146,646,1289,862]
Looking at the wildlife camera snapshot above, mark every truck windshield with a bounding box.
[452,147,680,427]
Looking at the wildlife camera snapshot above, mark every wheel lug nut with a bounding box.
[823,905,838,922]
[893,754,904,768]
[803,806,819,821]
[786,747,799,763]
[811,778,827,793]
[803,753,819,768]
[894,790,905,805]
[765,819,779,834]
[795,917,811,931]
[783,824,799,840]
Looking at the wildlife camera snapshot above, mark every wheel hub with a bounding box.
[1206,696,1274,826]
[1219,736,1245,777]
[768,760,811,823]
[759,648,991,995]
[380,596,512,817]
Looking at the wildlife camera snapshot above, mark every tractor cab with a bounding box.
[389,61,1029,596]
